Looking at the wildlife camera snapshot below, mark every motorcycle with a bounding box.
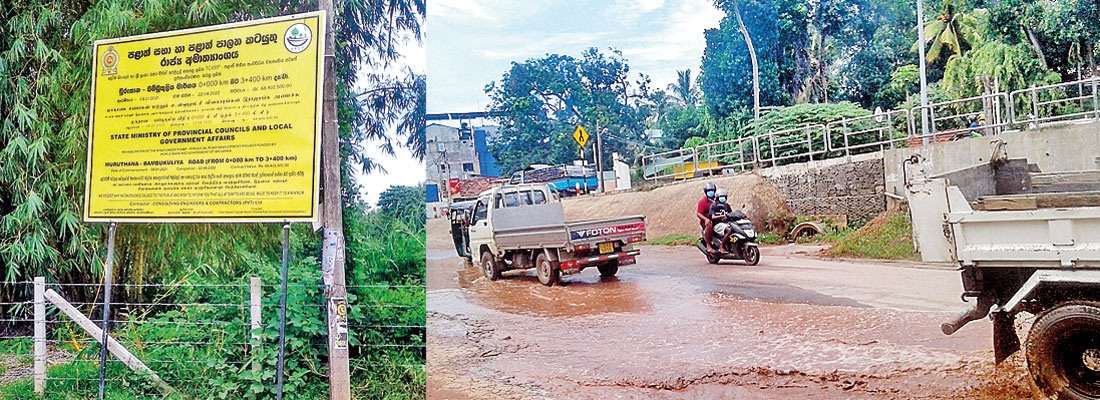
[696,210,761,266]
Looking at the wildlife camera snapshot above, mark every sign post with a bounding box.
[83,12,326,398]
[573,126,590,194]
[573,125,589,147]
[317,0,352,398]
[97,223,116,400]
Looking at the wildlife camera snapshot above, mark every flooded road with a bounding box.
[427,221,1035,399]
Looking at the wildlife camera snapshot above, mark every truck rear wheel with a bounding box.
[597,261,618,277]
[535,253,559,287]
[1027,302,1100,400]
[481,252,502,281]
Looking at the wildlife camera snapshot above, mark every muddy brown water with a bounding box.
[427,220,1035,399]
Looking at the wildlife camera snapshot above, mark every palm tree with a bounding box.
[648,90,674,127]
[668,69,702,106]
[912,0,984,64]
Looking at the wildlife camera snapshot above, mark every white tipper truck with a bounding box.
[907,152,1100,399]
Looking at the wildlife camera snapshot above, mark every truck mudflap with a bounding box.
[560,250,641,271]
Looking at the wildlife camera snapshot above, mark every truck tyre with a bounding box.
[1027,302,1100,400]
[535,253,560,287]
[597,261,618,277]
[481,252,502,281]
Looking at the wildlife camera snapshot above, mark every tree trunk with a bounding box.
[1025,28,1048,69]
[732,0,760,120]
[1088,43,1096,78]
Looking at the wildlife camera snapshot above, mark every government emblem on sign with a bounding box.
[573,125,589,147]
[284,23,312,53]
[101,46,118,75]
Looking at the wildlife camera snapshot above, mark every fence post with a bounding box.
[690,147,699,178]
[34,277,45,394]
[1092,79,1098,120]
[843,120,850,157]
[1031,89,1040,125]
[250,277,261,346]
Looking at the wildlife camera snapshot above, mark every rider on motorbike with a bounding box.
[709,189,734,253]
[697,182,718,252]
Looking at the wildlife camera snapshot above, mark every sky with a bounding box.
[426,0,726,114]
[354,40,427,207]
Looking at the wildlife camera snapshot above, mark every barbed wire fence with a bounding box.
[0,278,425,398]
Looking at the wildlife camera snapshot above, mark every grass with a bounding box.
[642,234,696,246]
[825,207,919,261]
[757,231,786,244]
[794,228,856,244]
[645,232,788,246]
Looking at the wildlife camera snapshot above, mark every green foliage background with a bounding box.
[480,1,1100,173]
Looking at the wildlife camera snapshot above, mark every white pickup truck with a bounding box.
[467,183,646,286]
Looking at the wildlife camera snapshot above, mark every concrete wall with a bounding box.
[758,153,886,221]
[884,120,1100,199]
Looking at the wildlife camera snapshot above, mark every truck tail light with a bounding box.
[575,244,589,251]
[628,236,643,243]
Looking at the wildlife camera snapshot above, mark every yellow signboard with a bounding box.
[573,125,589,147]
[83,12,325,223]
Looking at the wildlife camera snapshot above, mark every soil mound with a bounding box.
[562,174,791,238]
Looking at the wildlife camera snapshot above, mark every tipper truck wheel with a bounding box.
[481,252,502,281]
[535,253,560,287]
[1027,302,1100,400]
[597,261,618,277]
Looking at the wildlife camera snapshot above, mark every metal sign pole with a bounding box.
[98,222,117,400]
[276,223,290,399]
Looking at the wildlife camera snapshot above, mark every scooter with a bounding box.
[696,210,761,265]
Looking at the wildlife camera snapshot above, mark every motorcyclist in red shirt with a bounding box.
[697,182,717,253]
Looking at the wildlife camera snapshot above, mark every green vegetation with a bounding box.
[826,208,919,261]
[478,1,1100,175]
[484,48,650,175]
[0,0,425,398]
[0,186,425,399]
[642,234,697,246]
[756,231,786,245]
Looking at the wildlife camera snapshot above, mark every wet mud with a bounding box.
[427,220,1033,398]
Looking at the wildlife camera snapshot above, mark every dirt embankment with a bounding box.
[562,174,791,238]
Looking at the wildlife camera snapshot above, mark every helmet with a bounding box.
[715,188,728,202]
[704,182,717,199]
[978,114,986,121]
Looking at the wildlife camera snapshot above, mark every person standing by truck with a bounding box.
[697,182,718,253]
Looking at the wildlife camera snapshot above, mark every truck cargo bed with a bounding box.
[946,185,1100,268]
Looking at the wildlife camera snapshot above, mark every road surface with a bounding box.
[426,219,1035,399]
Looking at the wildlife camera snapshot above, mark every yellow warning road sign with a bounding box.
[573,125,589,147]
[83,12,325,223]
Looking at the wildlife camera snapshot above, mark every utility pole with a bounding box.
[318,1,351,399]
[733,0,760,120]
[595,119,604,193]
[916,0,930,144]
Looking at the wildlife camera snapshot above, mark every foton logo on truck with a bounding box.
[570,223,645,240]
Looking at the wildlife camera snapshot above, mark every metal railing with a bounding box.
[642,77,1100,181]
[1010,77,1100,126]
[911,93,1012,141]
[825,109,911,156]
